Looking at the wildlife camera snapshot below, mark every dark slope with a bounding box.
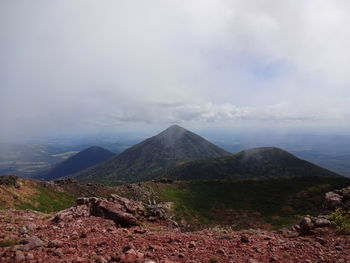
[42,146,115,180]
[164,147,341,180]
[72,125,231,184]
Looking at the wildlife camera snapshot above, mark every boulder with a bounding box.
[53,197,138,227]
[312,217,331,228]
[0,174,19,188]
[90,199,137,227]
[299,217,314,235]
[52,204,90,223]
[18,236,44,251]
[119,249,144,263]
[108,194,145,215]
[323,192,342,212]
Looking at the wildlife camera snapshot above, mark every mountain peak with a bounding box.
[154,125,197,148]
[72,126,230,183]
[159,124,187,134]
[156,124,187,138]
[41,146,115,180]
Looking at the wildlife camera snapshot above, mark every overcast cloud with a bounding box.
[1,0,350,139]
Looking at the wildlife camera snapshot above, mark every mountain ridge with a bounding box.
[41,146,115,181]
[72,125,231,184]
[163,147,341,180]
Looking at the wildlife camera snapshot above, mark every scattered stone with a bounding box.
[313,217,331,228]
[123,244,136,252]
[188,241,196,248]
[119,249,144,263]
[216,248,226,255]
[241,235,250,243]
[178,253,185,258]
[336,246,343,251]
[15,250,25,261]
[26,252,34,260]
[315,237,327,246]
[134,229,147,234]
[299,217,314,235]
[0,174,19,188]
[48,239,64,248]
[21,236,44,251]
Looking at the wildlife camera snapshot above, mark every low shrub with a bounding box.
[329,208,350,234]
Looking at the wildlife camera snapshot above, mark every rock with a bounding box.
[315,237,327,246]
[241,235,250,243]
[335,246,343,251]
[323,192,343,212]
[53,248,63,257]
[178,253,185,258]
[0,174,19,188]
[48,239,64,248]
[54,178,78,186]
[21,236,44,251]
[148,216,157,222]
[188,241,196,248]
[15,250,25,261]
[19,226,28,234]
[217,248,226,255]
[299,217,314,235]
[133,228,147,234]
[26,252,34,260]
[119,249,144,263]
[52,205,90,223]
[73,257,86,263]
[122,244,136,252]
[247,259,259,263]
[64,247,76,254]
[313,217,331,227]
[108,194,145,215]
[53,197,139,227]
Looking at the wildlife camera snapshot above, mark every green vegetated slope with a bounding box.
[72,125,230,184]
[165,147,340,181]
[14,186,76,213]
[147,176,350,229]
[0,177,76,213]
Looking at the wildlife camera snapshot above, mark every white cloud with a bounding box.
[1,0,350,139]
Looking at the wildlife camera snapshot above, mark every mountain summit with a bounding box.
[72,125,230,184]
[42,146,115,181]
[164,147,340,180]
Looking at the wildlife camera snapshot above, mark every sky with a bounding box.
[1,0,350,141]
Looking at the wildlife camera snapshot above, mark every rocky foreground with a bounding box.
[0,189,350,263]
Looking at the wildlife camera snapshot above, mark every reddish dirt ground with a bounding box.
[0,209,350,263]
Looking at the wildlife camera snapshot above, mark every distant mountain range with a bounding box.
[72,125,231,184]
[69,125,342,185]
[41,146,115,181]
[164,147,340,181]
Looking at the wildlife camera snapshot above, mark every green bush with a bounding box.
[329,208,350,233]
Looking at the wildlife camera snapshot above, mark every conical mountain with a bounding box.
[164,147,340,180]
[72,125,230,184]
[42,146,115,180]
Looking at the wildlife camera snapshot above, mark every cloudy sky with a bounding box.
[1,0,350,139]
